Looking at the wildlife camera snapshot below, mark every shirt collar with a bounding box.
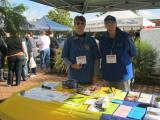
[73,33,86,40]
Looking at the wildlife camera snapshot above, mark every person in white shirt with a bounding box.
[37,31,51,72]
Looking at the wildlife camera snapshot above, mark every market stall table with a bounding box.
[0,81,159,120]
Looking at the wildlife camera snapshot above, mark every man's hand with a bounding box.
[71,64,82,70]
[92,76,98,84]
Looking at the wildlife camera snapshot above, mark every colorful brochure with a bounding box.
[112,90,127,100]
[125,91,140,101]
[65,94,87,106]
[22,87,71,102]
[113,105,132,118]
[103,102,119,115]
[138,93,152,104]
[144,107,160,120]
[128,106,146,120]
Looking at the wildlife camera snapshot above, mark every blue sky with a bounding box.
[11,0,160,21]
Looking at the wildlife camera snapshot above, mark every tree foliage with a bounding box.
[48,8,73,28]
[47,9,73,38]
[0,0,27,34]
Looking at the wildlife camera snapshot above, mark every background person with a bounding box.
[37,31,51,73]
[48,30,59,69]
[5,32,24,86]
[21,36,29,81]
[26,32,37,77]
[0,29,7,82]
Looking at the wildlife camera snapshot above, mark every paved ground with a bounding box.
[0,72,160,101]
[133,84,160,94]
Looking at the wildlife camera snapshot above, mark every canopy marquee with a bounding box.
[85,10,155,32]
[28,16,71,31]
[30,0,160,14]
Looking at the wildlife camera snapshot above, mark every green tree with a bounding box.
[48,8,73,38]
[0,0,27,34]
[48,8,73,27]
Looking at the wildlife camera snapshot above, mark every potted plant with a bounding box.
[155,96,160,108]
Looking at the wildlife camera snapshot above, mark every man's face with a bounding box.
[105,22,117,34]
[25,33,30,38]
[74,20,86,35]
[50,33,54,37]
[5,32,10,37]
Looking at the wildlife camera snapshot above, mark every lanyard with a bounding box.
[105,31,118,55]
[109,38,116,54]
[77,36,87,52]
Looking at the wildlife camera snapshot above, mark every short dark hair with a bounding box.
[47,30,53,35]
[27,31,34,37]
[74,16,86,24]
[104,15,116,24]
[40,31,46,35]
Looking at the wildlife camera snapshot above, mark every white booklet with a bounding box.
[88,105,101,112]
[21,87,71,102]
[84,99,97,105]
[138,93,152,104]
[144,107,160,120]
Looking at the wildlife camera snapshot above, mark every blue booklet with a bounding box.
[112,100,123,104]
[112,100,140,107]
[100,114,134,120]
[128,106,146,120]
[123,101,140,107]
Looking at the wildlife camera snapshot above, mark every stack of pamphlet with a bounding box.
[144,107,160,120]
[128,106,146,120]
[125,91,140,101]
[138,93,153,104]
[113,105,132,118]
[22,87,71,102]
[65,94,87,106]
[112,90,127,100]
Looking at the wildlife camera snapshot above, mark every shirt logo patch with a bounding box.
[116,44,122,47]
[85,44,90,50]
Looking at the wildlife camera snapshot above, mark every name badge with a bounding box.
[106,55,117,63]
[76,56,87,64]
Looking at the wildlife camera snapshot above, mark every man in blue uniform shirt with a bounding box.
[62,16,100,84]
[99,15,137,91]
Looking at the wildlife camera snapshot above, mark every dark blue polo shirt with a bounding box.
[99,28,136,82]
[62,34,100,84]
